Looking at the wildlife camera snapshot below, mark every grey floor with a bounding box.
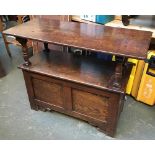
[0,20,155,140]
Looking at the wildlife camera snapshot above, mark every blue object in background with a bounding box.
[96,52,112,61]
[96,15,114,24]
[80,15,114,24]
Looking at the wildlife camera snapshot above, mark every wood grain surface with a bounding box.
[3,18,152,59]
[19,50,131,94]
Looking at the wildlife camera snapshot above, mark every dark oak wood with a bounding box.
[111,57,128,88]
[21,71,122,137]
[19,51,131,94]
[3,18,152,137]
[32,78,64,108]
[19,51,132,137]
[16,37,31,66]
[31,15,71,53]
[3,18,152,60]
[72,89,109,121]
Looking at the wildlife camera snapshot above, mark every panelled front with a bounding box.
[23,71,121,134]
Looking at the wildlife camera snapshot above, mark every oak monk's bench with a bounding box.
[3,18,152,137]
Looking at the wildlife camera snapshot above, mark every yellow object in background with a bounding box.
[112,55,138,95]
[126,58,138,94]
[112,55,116,61]
[131,60,145,98]
[113,51,155,106]
[136,51,155,106]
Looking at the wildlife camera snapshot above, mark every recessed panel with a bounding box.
[72,89,109,121]
[32,78,63,108]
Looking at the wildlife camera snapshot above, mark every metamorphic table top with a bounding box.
[3,18,152,60]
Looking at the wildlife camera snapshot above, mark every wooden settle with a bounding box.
[3,18,152,137]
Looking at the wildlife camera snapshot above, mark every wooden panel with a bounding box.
[72,89,109,121]
[32,78,64,108]
[3,18,152,59]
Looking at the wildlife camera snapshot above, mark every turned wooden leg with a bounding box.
[108,62,123,89]
[32,41,39,54]
[112,63,123,88]
[16,37,31,66]
[43,42,50,52]
[113,56,128,89]
[108,56,127,89]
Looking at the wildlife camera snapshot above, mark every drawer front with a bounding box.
[32,77,64,108]
[72,89,109,122]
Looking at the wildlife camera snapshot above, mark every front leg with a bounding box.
[44,42,50,52]
[16,37,31,66]
[112,63,123,88]
[108,56,127,89]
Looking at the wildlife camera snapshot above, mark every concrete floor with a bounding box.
[0,26,155,140]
